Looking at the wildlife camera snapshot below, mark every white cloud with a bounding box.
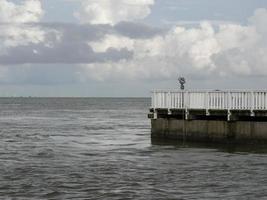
[0,0,63,81]
[73,0,155,25]
[79,8,267,81]
[0,24,46,49]
[0,0,43,23]
[79,23,221,81]
[1,2,267,89]
[0,0,45,53]
[89,34,134,52]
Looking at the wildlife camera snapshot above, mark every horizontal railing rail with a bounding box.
[151,90,267,111]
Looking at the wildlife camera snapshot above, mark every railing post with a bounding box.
[185,91,189,120]
[151,91,154,109]
[227,91,231,121]
[152,90,155,109]
[251,91,255,116]
[205,92,210,116]
[159,92,161,108]
[153,91,157,119]
[168,91,171,115]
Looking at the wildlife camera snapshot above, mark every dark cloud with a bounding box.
[114,21,166,39]
[40,23,113,42]
[0,43,133,64]
[40,22,164,40]
[0,22,165,65]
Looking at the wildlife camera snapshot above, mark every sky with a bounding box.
[0,0,267,97]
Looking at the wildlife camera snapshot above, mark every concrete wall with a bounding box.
[151,118,267,144]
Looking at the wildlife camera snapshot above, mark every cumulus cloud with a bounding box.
[0,24,46,50]
[0,0,45,55]
[0,0,43,23]
[79,8,267,81]
[73,0,155,25]
[0,23,153,64]
[0,22,164,64]
[1,1,267,86]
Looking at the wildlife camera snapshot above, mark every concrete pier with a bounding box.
[149,90,267,144]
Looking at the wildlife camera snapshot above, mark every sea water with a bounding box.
[0,98,267,199]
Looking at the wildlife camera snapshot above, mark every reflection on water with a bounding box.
[0,98,267,199]
[151,138,267,154]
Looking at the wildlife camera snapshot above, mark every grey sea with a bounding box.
[1,97,267,200]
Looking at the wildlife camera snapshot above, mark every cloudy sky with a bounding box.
[0,0,267,97]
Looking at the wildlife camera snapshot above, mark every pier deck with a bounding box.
[148,90,267,144]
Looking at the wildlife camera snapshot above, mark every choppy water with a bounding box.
[1,98,267,199]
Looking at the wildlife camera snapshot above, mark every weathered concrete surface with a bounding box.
[151,119,267,144]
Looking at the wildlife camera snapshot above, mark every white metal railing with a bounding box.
[151,90,267,111]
